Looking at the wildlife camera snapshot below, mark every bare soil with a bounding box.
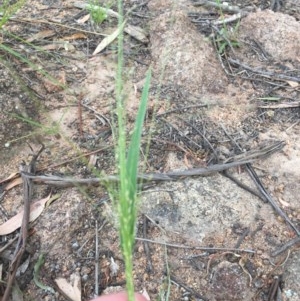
[1,0,300,301]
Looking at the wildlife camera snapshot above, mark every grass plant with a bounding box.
[113,1,151,299]
[0,0,25,29]
[113,68,151,301]
[214,0,240,54]
[87,0,109,25]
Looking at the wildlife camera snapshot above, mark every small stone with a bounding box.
[72,241,80,250]
[82,274,89,282]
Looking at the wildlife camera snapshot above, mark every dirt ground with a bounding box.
[0,0,300,300]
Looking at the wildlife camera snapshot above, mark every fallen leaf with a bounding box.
[62,33,87,40]
[278,197,290,207]
[0,172,19,184]
[12,282,24,301]
[141,288,151,301]
[55,272,81,301]
[16,256,30,277]
[5,177,23,191]
[286,80,299,88]
[40,42,76,52]
[77,14,90,24]
[88,154,98,169]
[124,24,148,44]
[0,194,57,236]
[26,30,55,43]
[93,21,126,55]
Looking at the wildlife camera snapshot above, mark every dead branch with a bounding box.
[25,141,284,188]
[228,58,300,83]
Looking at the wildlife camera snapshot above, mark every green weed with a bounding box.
[109,1,152,300]
[88,0,109,25]
[214,0,240,54]
[0,0,25,29]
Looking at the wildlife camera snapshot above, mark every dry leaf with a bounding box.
[88,154,98,168]
[5,177,23,191]
[12,283,24,301]
[93,21,126,55]
[0,194,52,235]
[278,197,290,207]
[286,80,299,88]
[141,288,151,301]
[62,33,87,40]
[41,42,75,52]
[55,272,81,301]
[124,24,148,44]
[77,14,90,24]
[26,30,55,43]
[0,172,19,184]
[109,257,119,276]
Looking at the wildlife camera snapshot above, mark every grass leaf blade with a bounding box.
[126,69,151,199]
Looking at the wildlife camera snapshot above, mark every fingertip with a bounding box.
[91,291,147,301]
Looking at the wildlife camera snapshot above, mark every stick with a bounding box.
[25,141,284,187]
[2,144,44,301]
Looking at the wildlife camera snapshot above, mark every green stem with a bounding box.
[116,0,135,300]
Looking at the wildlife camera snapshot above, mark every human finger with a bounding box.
[91,291,147,301]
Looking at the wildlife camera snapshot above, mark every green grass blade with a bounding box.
[0,43,65,89]
[126,69,151,200]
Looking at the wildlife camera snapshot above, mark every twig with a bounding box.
[156,104,208,117]
[142,215,153,273]
[78,97,83,138]
[28,159,280,187]
[41,145,112,171]
[135,237,255,254]
[213,12,248,25]
[22,141,284,188]
[2,144,44,301]
[271,236,300,257]
[150,137,199,162]
[81,102,113,134]
[95,220,99,296]
[0,236,19,255]
[221,125,300,236]
[143,214,166,234]
[285,120,300,132]
[258,102,300,109]
[269,249,290,267]
[267,275,282,301]
[125,0,149,16]
[234,228,250,249]
[7,17,107,36]
[159,117,204,151]
[221,170,263,200]
[177,116,219,160]
[228,58,300,83]
[192,0,249,14]
[168,274,208,301]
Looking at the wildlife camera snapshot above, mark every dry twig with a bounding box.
[27,141,284,187]
[2,145,44,301]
